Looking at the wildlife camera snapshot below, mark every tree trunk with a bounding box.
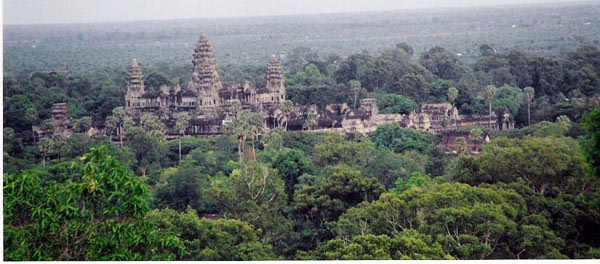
[119,125,123,148]
[527,101,531,126]
[285,114,289,131]
[31,126,36,144]
[489,101,493,128]
[178,137,182,165]
[251,133,257,161]
[238,136,244,161]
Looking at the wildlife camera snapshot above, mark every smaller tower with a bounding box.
[126,59,145,108]
[266,55,285,102]
[52,102,72,137]
[359,98,378,117]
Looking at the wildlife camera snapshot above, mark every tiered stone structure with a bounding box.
[125,33,324,136]
[122,33,509,137]
[51,102,72,137]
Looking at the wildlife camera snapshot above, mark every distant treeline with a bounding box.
[4,42,600,138]
[4,2,600,76]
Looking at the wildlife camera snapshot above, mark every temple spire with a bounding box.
[191,33,223,108]
[266,54,285,101]
[125,58,145,108]
[192,33,222,88]
[127,58,145,93]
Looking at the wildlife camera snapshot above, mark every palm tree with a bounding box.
[447,87,459,129]
[143,116,166,140]
[282,101,294,131]
[38,137,54,167]
[524,86,535,126]
[105,116,117,138]
[447,87,458,106]
[53,134,66,161]
[248,113,264,160]
[176,114,189,165]
[26,108,38,144]
[470,128,484,145]
[349,80,361,108]
[485,85,497,128]
[230,100,241,119]
[112,107,126,147]
[455,137,467,155]
[230,110,250,160]
[42,119,55,138]
[304,112,318,130]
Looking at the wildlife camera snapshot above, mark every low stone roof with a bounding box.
[181,90,197,97]
[256,87,270,94]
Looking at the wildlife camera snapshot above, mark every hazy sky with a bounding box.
[3,0,591,25]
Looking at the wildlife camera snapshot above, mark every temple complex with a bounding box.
[121,33,509,137]
[123,33,379,136]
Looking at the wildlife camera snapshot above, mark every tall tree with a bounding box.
[455,137,467,155]
[485,85,497,127]
[523,86,535,126]
[271,148,315,203]
[304,112,318,130]
[205,160,294,257]
[26,108,38,143]
[448,87,459,128]
[582,108,600,179]
[349,80,362,108]
[112,107,126,147]
[105,116,117,137]
[142,116,166,140]
[248,112,264,160]
[228,110,250,160]
[38,137,54,166]
[4,146,185,260]
[53,134,66,161]
[447,87,458,106]
[282,101,294,131]
[176,114,189,165]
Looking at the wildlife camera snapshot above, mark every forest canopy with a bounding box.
[3,2,600,260]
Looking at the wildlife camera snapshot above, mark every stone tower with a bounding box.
[190,33,223,110]
[266,55,286,102]
[125,59,145,109]
[52,102,72,137]
[360,98,379,117]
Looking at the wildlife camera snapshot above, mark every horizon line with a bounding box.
[3,0,596,27]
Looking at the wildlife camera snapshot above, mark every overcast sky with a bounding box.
[3,0,591,25]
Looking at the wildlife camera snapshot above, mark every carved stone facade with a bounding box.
[122,33,509,137]
[402,103,509,133]
[124,33,378,137]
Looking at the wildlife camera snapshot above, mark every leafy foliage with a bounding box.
[449,136,589,195]
[369,123,434,154]
[145,208,277,260]
[582,108,600,179]
[4,146,185,260]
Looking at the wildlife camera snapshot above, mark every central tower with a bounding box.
[189,33,223,111]
[266,55,286,102]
